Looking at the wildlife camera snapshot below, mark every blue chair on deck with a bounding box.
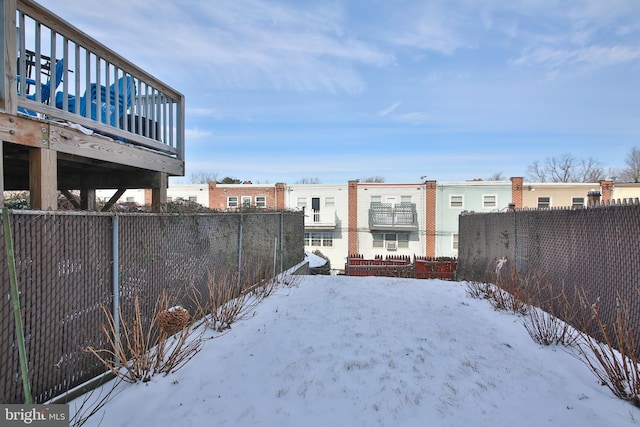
[17,58,64,116]
[55,76,135,126]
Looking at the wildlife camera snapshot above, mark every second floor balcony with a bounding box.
[369,202,418,230]
[305,207,337,229]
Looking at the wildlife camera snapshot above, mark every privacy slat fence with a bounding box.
[457,201,640,353]
[345,254,457,279]
[0,210,304,404]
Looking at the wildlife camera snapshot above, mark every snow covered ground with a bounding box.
[73,275,638,426]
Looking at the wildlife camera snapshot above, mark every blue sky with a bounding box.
[38,0,640,184]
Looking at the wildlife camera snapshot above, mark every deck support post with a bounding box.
[29,146,57,210]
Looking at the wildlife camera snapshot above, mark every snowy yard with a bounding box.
[73,275,638,426]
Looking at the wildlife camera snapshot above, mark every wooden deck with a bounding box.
[0,0,185,210]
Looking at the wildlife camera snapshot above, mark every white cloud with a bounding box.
[377,101,402,117]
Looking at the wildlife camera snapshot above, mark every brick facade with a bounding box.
[425,180,437,257]
[510,177,523,209]
[600,179,613,203]
[348,180,358,255]
[208,182,278,210]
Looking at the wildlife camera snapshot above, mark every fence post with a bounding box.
[279,211,284,274]
[237,212,243,294]
[112,214,120,348]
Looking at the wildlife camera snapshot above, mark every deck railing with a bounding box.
[1,0,185,160]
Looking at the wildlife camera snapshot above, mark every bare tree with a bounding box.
[189,171,218,184]
[619,146,640,183]
[486,172,505,181]
[296,177,321,184]
[526,153,604,183]
[360,175,386,183]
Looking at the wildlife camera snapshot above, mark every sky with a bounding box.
[70,271,637,426]
[38,0,640,184]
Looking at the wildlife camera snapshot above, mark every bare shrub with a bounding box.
[573,292,640,406]
[522,306,580,347]
[521,282,580,347]
[465,281,492,299]
[207,269,262,332]
[85,290,204,383]
[69,376,124,426]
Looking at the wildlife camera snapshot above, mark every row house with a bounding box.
[97,177,630,274]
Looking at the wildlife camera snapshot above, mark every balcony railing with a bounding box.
[305,207,337,229]
[1,0,185,160]
[369,202,418,230]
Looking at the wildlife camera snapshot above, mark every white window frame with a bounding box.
[373,233,410,250]
[452,234,459,251]
[401,195,412,204]
[304,232,334,247]
[537,196,551,209]
[482,194,497,209]
[449,194,464,209]
[571,197,584,208]
[189,196,197,202]
[325,197,335,207]
[227,196,238,209]
[255,195,267,208]
[297,197,307,209]
[241,196,252,208]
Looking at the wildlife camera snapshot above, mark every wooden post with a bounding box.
[151,172,167,212]
[81,187,96,211]
[29,147,57,210]
[0,0,17,114]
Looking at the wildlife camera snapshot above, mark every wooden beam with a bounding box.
[101,187,126,212]
[60,189,80,209]
[29,147,57,210]
[151,172,167,212]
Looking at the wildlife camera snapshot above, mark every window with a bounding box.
[297,197,307,209]
[167,197,173,202]
[401,195,412,204]
[255,196,266,208]
[450,195,464,209]
[373,233,410,249]
[483,195,497,208]
[398,233,409,249]
[241,196,252,208]
[371,195,382,204]
[126,197,134,202]
[325,197,335,207]
[227,196,238,208]
[189,196,197,202]
[537,197,551,209]
[304,232,333,247]
[452,234,459,251]
[572,197,584,208]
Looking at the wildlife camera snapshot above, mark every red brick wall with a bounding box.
[510,177,523,209]
[425,180,437,257]
[208,182,277,210]
[348,180,358,255]
[275,183,286,210]
[600,179,613,203]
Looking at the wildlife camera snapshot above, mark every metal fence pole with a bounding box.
[112,214,120,352]
[237,212,243,294]
[279,211,284,274]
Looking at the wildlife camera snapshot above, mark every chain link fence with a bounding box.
[458,203,640,352]
[0,210,304,404]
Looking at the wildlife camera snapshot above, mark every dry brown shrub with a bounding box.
[573,291,640,406]
[85,289,204,383]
